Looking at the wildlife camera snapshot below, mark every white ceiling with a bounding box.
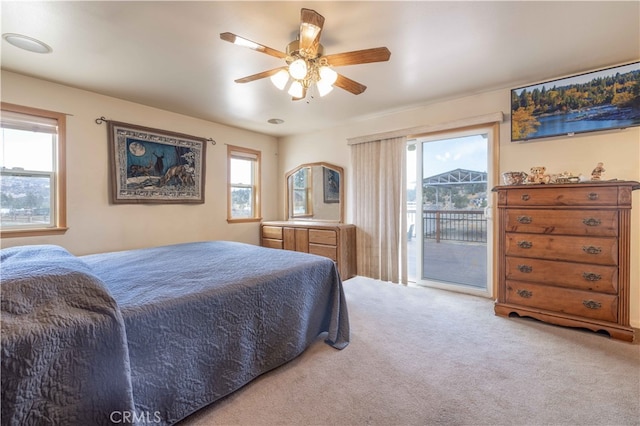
[1,1,639,137]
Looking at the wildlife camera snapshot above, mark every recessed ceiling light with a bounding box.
[2,33,52,54]
[268,118,284,125]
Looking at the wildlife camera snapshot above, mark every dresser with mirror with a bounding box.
[261,162,356,279]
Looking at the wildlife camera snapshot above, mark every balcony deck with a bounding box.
[412,239,487,289]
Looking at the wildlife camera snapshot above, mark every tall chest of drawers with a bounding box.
[261,221,356,280]
[493,181,639,341]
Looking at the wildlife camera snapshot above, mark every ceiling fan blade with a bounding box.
[334,74,367,95]
[299,8,325,56]
[234,67,287,84]
[220,32,286,59]
[324,47,391,67]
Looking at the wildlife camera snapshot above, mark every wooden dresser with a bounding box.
[261,221,356,280]
[493,181,639,341]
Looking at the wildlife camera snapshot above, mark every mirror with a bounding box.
[286,162,344,223]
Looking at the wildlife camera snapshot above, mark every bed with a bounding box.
[1,241,349,425]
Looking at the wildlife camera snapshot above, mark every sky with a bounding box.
[0,129,54,171]
[407,134,487,189]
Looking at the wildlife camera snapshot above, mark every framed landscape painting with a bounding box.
[108,121,206,204]
[511,62,640,141]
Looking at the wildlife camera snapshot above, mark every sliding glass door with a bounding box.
[407,126,496,296]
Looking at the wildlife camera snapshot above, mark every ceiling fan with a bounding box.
[220,8,391,100]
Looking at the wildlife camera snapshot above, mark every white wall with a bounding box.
[1,71,279,254]
[278,88,640,328]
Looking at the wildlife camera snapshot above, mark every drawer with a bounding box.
[505,280,618,322]
[262,226,283,240]
[506,209,618,236]
[262,238,283,249]
[309,243,337,261]
[505,257,618,293]
[309,229,337,245]
[505,233,617,265]
[506,187,618,206]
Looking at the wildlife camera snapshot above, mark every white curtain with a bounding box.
[350,136,407,284]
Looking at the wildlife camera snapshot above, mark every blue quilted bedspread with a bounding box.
[1,245,135,425]
[1,241,349,425]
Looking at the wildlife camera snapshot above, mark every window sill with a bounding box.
[1,227,69,238]
[227,217,262,224]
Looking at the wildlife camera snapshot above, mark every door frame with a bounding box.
[408,123,499,298]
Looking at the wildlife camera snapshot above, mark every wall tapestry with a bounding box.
[108,121,206,204]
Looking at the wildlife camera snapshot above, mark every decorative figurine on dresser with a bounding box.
[493,178,639,341]
[591,162,605,181]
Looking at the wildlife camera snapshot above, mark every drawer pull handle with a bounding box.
[582,272,602,282]
[587,192,599,201]
[517,241,533,249]
[521,194,530,201]
[582,246,602,255]
[516,289,532,298]
[517,264,533,273]
[516,216,532,224]
[582,218,601,227]
[583,300,602,310]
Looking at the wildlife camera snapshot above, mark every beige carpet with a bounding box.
[180,276,640,426]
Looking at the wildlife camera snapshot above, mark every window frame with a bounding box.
[1,102,67,237]
[226,144,261,223]
[291,166,313,218]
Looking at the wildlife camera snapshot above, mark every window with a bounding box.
[1,103,67,237]
[292,166,313,217]
[227,145,261,222]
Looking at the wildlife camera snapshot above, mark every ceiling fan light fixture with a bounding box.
[270,69,290,90]
[316,80,334,97]
[221,8,391,101]
[288,80,304,98]
[318,66,338,86]
[288,58,308,80]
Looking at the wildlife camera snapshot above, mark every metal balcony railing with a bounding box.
[422,210,487,243]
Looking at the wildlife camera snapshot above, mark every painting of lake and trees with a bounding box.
[511,62,640,141]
